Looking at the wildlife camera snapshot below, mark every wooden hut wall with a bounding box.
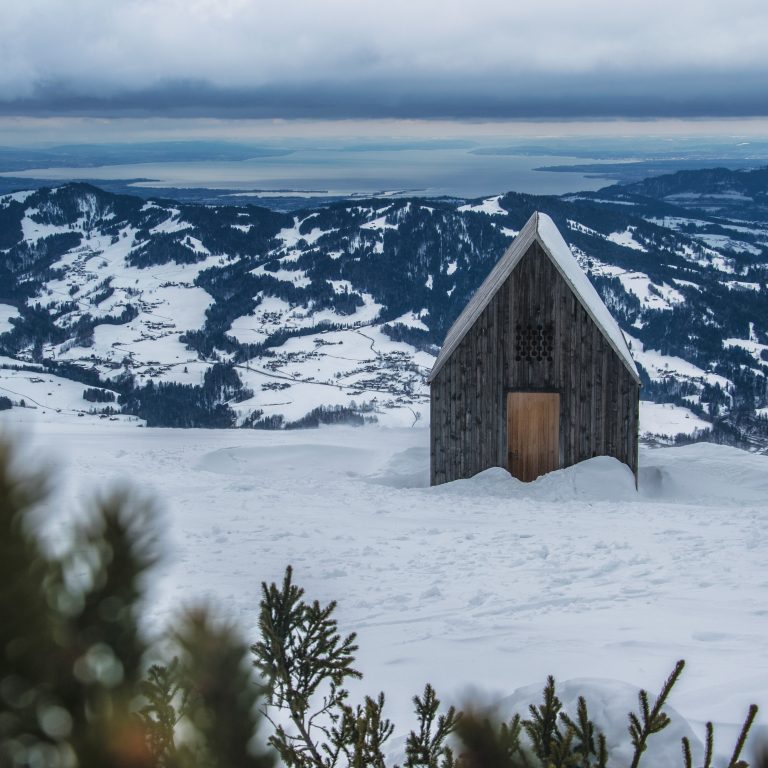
[430,241,639,485]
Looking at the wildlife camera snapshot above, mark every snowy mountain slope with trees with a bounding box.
[0,167,767,444]
[4,418,765,763]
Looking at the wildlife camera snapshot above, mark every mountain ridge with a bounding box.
[1,167,766,446]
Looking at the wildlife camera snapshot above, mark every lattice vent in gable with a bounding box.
[515,323,554,362]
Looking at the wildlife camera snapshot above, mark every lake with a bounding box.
[3,131,767,200]
[0,146,621,199]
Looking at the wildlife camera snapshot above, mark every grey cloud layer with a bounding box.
[3,0,768,118]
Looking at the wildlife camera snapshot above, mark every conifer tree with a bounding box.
[453,710,523,768]
[524,675,564,762]
[167,609,273,768]
[137,660,187,766]
[0,441,59,765]
[560,697,607,768]
[0,439,271,768]
[404,685,459,768]
[252,565,361,767]
[251,566,459,768]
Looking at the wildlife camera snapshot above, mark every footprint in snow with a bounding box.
[323,568,348,578]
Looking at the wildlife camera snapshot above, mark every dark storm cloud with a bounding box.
[2,0,768,119]
[4,71,768,120]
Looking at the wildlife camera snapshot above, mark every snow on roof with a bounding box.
[428,211,639,383]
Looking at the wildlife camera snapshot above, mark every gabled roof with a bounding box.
[428,211,640,383]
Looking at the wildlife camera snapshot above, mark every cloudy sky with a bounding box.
[2,0,768,120]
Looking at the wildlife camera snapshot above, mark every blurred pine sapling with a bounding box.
[0,438,271,768]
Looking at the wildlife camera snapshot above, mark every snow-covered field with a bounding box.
[639,401,710,439]
[2,413,766,764]
[0,359,713,439]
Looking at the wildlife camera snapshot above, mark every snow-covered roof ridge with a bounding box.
[428,211,639,383]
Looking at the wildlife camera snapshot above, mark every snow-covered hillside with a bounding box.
[1,175,767,444]
[6,416,766,764]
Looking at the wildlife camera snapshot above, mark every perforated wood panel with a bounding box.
[506,392,560,482]
[515,323,554,362]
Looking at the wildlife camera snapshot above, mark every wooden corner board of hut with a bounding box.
[428,211,640,486]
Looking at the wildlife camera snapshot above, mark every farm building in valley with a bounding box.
[429,211,640,485]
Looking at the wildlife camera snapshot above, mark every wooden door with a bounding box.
[506,392,560,482]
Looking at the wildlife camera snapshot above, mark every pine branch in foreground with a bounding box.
[681,707,760,768]
[167,608,273,768]
[137,659,187,765]
[728,705,759,768]
[404,684,460,768]
[628,659,685,768]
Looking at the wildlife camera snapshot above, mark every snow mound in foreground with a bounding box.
[497,678,700,768]
[430,443,768,506]
[195,443,381,477]
[433,456,638,503]
[365,446,431,488]
[638,443,768,505]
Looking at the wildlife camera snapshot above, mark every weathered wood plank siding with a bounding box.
[430,241,639,485]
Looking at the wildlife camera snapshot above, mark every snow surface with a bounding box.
[696,234,762,256]
[677,242,736,275]
[250,264,312,287]
[646,216,710,231]
[0,189,35,204]
[150,209,192,235]
[0,367,131,422]
[606,228,647,252]
[727,281,762,292]
[616,273,684,311]
[578,254,685,312]
[2,416,765,763]
[20,227,227,386]
[569,197,636,206]
[724,337,768,365]
[639,401,710,438]
[391,310,429,331]
[0,304,20,333]
[361,215,398,231]
[21,212,72,242]
[457,196,506,216]
[567,219,603,238]
[278,215,337,246]
[626,334,731,391]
